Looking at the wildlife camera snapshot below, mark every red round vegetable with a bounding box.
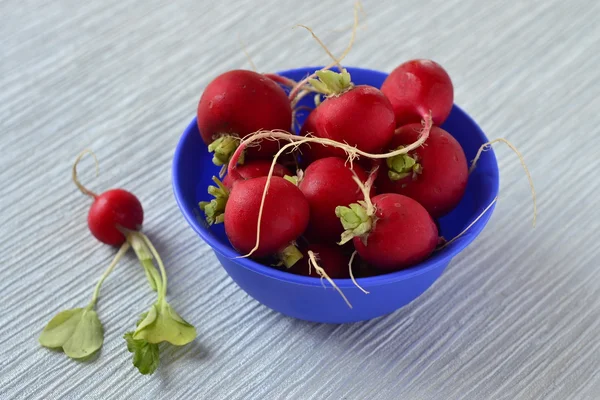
[88,189,144,246]
[222,160,291,189]
[197,70,292,165]
[299,70,395,162]
[377,124,468,218]
[381,59,454,127]
[66,150,197,374]
[201,161,292,225]
[223,176,309,266]
[337,193,438,270]
[298,157,370,242]
[290,243,350,279]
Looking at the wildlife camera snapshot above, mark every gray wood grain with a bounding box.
[1,0,599,398]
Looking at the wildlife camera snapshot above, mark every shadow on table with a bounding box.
[157,339,210,383]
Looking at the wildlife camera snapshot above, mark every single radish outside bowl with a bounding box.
[172,66,499,324]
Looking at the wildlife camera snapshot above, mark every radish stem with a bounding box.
[87,241,130,310]
[138,232,168,301]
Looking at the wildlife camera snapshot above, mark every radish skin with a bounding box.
[381,59,454,127]
[300,82,396,162]
[223,176,309,266]
[88,189,144,246]
[377,124,468,218]
[222,160,291,189]
[197,70,292,165]
[298,157,371,242]
[337,193,438,271]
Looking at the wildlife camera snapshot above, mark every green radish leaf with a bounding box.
[133,303,196,346]
[40,308,104,360]
[124,332,160,375]
[39,308,85,349]
[62,309,104,359]
[136,312,149,327]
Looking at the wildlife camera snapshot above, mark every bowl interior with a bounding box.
[172,66,499,287]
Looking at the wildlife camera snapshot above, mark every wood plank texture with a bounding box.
[1,0,599,398]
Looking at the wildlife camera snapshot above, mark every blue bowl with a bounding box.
[172,66,499,323]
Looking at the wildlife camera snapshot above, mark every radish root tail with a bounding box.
[288,1,360,101]
[349,251,369,294]
[237,34,257,72]
[437,197,498,250]
[295,24,343,71]
[470,138,537,227]
[72,149,99,199]
[308,251,352,308]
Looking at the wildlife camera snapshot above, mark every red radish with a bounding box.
[223,176,309,267]
[222,160,291,189]
[197,70,292,165]
[88,189,144,246]
[289,243,350,279]
[67,150,197,375]
[71,151,144,246]
[299,69,396,161]
[298,157,371,242]
[377,124,468,218]
[200,161,292,225]
[381,59,454,127]
[337,193,438,270]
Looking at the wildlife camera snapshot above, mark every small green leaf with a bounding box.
[40,308,104,360]
[133,303,196,346]
[135,305,159,332]
[199,176,230,225]
[62,309,104,359]
[308,78,329,94]
[39,308,85,349]
[335,202,373,245]
[311,69,353,96]
[124,332,160,375]
[283,175,299,186]
[386,148,422,181]
[208,135,241,166]
[136,312,149,327]
[279,244,303,268]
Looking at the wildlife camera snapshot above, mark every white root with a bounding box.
[295,24,343,71]
[437,197,498,250]
[237,34,257,72]
[469,138,537,227]
[288,1,360,101]
[349,250,369,294]
[438,138,538,250]
[308,251,352,309]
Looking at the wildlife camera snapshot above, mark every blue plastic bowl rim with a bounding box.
[172,66,500,289]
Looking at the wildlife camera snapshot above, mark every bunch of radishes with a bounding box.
[197,58,471,282]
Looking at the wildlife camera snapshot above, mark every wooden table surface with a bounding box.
[2,1,599,398]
